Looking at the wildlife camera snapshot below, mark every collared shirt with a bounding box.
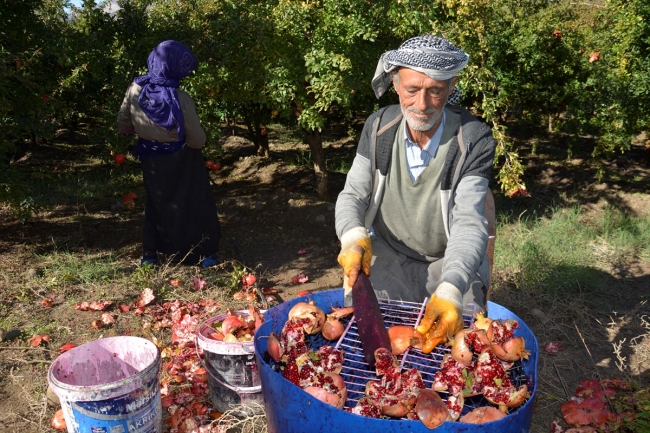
[405,110,446,182]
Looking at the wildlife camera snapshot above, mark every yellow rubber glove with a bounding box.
[416,284,464,354]
[337,227,373,289]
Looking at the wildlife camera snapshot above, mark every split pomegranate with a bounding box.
[432,353,472,395]
[302,372,347,408]
[491,336,530,362]
[449,328,473,366]
[221,314,246,336]
[445,393,464,420]
[288,301,326,334]
[459,406,507,423]
[387,325,425,355]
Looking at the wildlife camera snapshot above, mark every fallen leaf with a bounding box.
[136,288,155,308]
[544,341,563,354]
[193,277,207,290]
[58,343,78,353]
[170,279,181,287]
[291,273,309,284]
[296,290,310,297]
[297,249,307,255]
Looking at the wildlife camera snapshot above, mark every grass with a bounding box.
[495,205,650,295]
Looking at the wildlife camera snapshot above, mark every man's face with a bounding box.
[393,68,456,132]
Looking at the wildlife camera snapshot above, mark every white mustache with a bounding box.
[407,107,437,115]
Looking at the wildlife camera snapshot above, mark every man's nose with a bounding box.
[415,90,429,111]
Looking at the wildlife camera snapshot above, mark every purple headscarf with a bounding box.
[134,40,199,140]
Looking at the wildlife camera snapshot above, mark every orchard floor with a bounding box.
[0,123,649,432]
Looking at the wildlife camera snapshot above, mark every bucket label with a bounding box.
[66,375,161,433]
[206,352,260,388]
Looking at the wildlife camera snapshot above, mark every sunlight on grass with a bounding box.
[37,249,125,287]
[495,206,650,293]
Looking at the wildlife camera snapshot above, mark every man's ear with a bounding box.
[449,77,458,93]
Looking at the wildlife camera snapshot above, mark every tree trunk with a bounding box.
[304,129,328,200]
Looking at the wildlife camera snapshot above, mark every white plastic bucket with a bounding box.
[197,312,264,413]
[48,336,162,433]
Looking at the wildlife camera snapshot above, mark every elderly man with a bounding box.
[335,35,495,353]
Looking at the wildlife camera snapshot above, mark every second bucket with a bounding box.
[197,311,264,413]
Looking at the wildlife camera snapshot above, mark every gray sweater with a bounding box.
[335,104,495,299]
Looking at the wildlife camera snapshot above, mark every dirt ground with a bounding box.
[0,123,649,432]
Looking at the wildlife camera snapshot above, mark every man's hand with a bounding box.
[416,283,463,354]
[337,228,373,289]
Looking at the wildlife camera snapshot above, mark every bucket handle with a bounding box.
[195,338,259,394]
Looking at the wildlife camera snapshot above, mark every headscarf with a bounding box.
[134,40,199,140]
[371,35,469,103]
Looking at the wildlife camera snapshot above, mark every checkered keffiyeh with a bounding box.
[371,35,469,101]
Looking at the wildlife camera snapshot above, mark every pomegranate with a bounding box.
[432,353,472,395]
[387,325,425,355]
[487,319,520,344]
[348,397,382,418]
[113,153,126,166]
[288,301,325,334]
[465,329,491,353]
[294,346,345,374]
[51,409,66,430]
[303,372,347,408]
[243,273,256,286]
[459,406,507,423]
[221,314,246,336]
[449,328,473,366]
[473,312,493,331]
[445,392,464,421]
[483,384,529,411]
[267,332,282,362]
[491,336,530,362]
[415,389,448,429]
[373,347,398,376]
[377,393,417,418]
[322,315,345,340]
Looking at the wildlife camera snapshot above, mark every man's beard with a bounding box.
[402,106,443,132]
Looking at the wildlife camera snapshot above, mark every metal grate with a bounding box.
[271,298,529,417]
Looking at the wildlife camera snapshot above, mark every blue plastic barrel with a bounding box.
[254,289,538,433]
[48,336,162,433]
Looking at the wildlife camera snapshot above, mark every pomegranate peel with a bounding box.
[459,405,507,423]
[561,397,611,426]
[387,325,425,355]
[415,389,448,429]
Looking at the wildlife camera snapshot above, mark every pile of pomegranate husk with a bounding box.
[551,378,645,432]
[430,312,532,418]
[266,301,354,408]
[206,305,265,342]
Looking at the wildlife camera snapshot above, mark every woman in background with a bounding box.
[118,40,221,267]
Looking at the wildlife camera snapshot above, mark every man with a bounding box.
[335,35,495,353]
